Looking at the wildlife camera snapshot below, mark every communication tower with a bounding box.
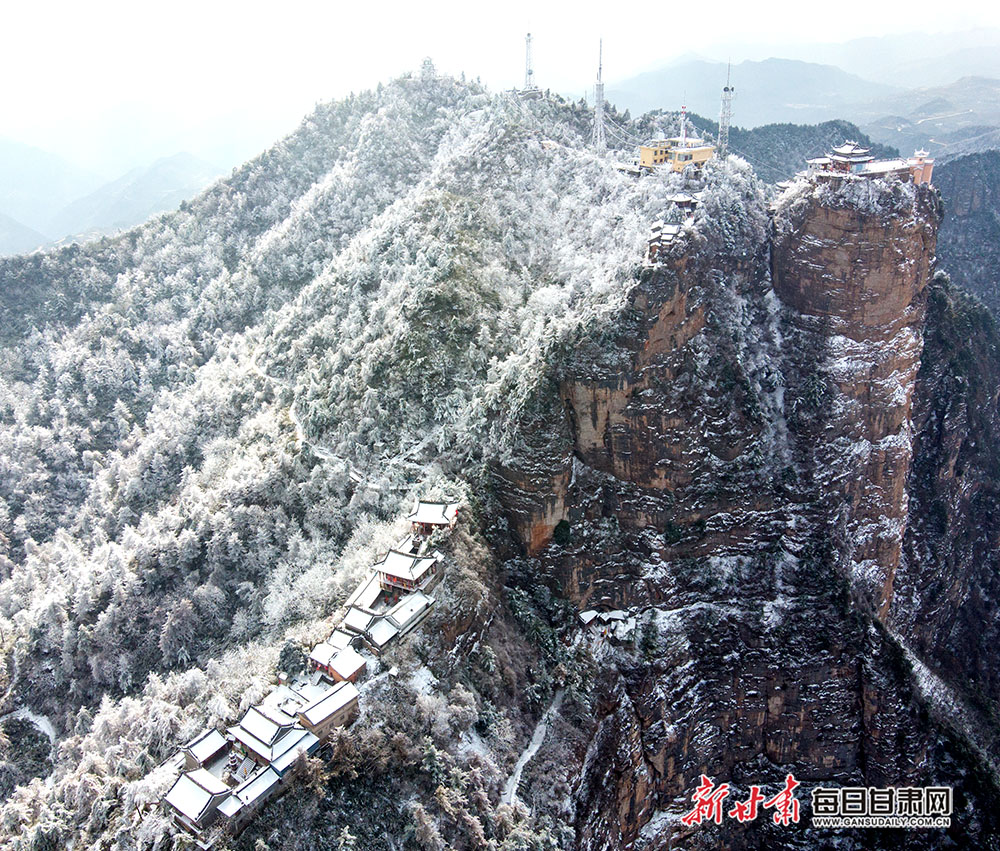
[525,33,536,91]
[717,63,735,157]
[592,40,606,151]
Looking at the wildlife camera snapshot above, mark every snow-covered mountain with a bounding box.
[0,71,998,851]
[0,213,47,257]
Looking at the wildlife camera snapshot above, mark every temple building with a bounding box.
[806,141,934,184]
[407,500,460,535]
[374,549,443,595]
[163,768,231,834]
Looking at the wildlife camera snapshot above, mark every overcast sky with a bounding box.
[2,0,997,174]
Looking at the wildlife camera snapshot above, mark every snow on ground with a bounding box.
[408,665,438,697]
[501,688,565,808]
[1,707,57,745]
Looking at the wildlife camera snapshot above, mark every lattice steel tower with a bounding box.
[592,40,606,151]
[717,63,735,157]
[525,33,536,91]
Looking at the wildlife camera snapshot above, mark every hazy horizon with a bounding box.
[3,0,999,178]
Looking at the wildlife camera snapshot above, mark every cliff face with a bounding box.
[935,151,1000,316]
[494,176,1000,848]
[772,186,939,619]
[897,279,1000,749]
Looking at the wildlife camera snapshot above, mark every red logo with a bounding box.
[683,773,801,827]
[681,775,730,826]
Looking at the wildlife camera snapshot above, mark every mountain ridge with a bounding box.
[606,57,900,129]
[0,73,997,850]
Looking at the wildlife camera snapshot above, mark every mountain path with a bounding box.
[502,688,565,808]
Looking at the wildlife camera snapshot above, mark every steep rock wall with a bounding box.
[935,151,1000,315]
[772,183,940,618]
[492,177,1000,849]
[897,278,1000,751]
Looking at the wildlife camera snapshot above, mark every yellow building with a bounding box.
[638,109,715,172]
[639,136,716,171]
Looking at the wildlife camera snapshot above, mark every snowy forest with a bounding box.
[0,66,773,849]
[5,57,988,851]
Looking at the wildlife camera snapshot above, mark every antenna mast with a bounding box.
[525,33,536,91]
[592,39,606,151]
[717,62,734,157]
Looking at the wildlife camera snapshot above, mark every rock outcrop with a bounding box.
[772,182,939,618]
[493,174,1000,848]
[935,151,1000,315]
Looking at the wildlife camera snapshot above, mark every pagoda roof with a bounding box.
[375,549,442,583]
[831,141,871,156]
[407,500,460,526]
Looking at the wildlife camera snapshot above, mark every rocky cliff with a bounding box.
[935,150,1000,316]
[494,174,1000,849]
[772,181,939,619]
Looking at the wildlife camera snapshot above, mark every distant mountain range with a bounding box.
[0,139,103,233]
[856,76,1000,156]
[606,58,899,128]
[606,57,1000,162]
[702,28,1000,88]
[46,152,223,243]
[0,144,222,256]
[0,212,48,256]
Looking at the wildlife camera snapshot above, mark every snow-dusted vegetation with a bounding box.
[0,70,732,849]
[2,62,988,851]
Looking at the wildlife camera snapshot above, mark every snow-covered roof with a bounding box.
[164,768,229,823]
[667,192,696,204]
[375,549,441,583]
[299,681,359,727]
[329,646,366,680]
[394,533,426,555]
[328,629,354,651]
[309,642,337,669]
[183,728,227,765]
[367,617,400,648]
[387,591,434,631]
[260,683,311,719]
[239,707,293,746]
[663,135,710,148]
[581,609,630,626]
[611,616,637,640]
[217,794,243,819]
[270,729,320,775]
[229,716,315,764]
[649,222,681,247]
[862,159,909,174]
[406,500,460,526]
[230,766,281,807]
[352,573,383,610]
[227,725,274,761]
[343,606,375,634]
[831,141,870,157]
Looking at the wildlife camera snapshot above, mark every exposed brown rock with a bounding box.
[772,185,939,618]
[493,178,1000,849]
